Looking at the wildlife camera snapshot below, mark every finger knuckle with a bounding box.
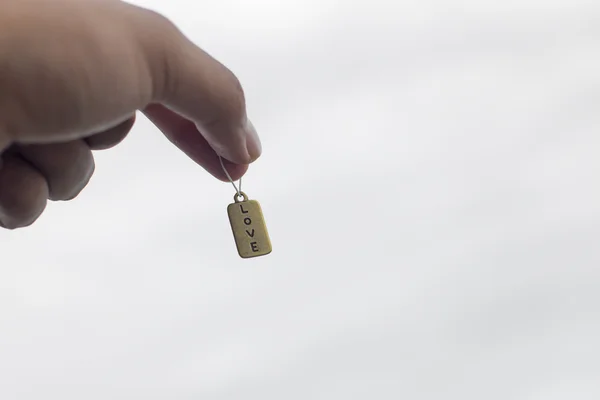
[0,216,38,230]
[133,8,182,102]
[50,156,95,201]
[0,176,47,228]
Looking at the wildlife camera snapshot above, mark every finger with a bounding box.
[17,140,95,201]
[0,154,48,229]
[143,105,248,181]
[137,13,262,165]
[86,115,136,150]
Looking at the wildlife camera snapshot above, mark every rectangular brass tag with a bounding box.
[227,198,272,258]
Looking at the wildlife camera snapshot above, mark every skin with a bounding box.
[0,0,262,229]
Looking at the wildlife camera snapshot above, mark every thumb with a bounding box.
[139,14,261,165]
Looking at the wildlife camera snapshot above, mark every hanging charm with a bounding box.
[227,191,272,258]
[219,156,272,258]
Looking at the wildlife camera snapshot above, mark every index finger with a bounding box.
[143,104,248,182]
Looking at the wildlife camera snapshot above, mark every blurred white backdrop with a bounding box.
[1,0,600,399]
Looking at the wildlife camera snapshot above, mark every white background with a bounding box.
[1,0,600,398]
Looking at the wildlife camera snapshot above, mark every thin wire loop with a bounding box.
[219,156,242,196]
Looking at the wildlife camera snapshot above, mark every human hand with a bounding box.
[0,0,261,229]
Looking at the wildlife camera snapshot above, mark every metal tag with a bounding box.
[227,192,272,258]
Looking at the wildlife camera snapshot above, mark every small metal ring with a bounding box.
[234,191,248,203]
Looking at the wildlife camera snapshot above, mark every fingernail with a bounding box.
[244,119,262,162]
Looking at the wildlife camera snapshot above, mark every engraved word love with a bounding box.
[227,194,272,259]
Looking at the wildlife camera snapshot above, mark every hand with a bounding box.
[0,0,261,229]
